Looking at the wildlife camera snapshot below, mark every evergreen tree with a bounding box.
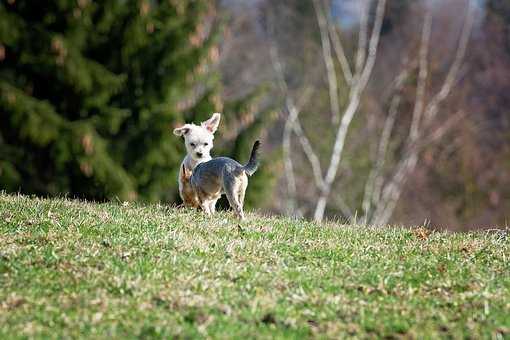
[0,0,274,204]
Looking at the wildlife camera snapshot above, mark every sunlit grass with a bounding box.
[0,193,509,338]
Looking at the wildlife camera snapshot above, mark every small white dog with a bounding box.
[181,141,260,220]
[173,113,221,207]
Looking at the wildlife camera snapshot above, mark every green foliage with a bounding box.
[1,194,509,338]
[0,0,275,205]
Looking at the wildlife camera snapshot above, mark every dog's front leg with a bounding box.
[208,201,216,214]
[208,196,221,214]
[200,200,211,215]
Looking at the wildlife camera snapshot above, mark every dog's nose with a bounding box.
[196,152,203,158]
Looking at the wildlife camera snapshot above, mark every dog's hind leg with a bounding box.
[224,174,245,220]
[198,193,212,215]
[208,195,220,214]
[237,173,248,216]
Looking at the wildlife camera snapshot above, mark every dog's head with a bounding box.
[173,113,221,162]
[179,164,200,208]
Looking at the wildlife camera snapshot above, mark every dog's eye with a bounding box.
[204,143,208,146]
[190,143,195,147]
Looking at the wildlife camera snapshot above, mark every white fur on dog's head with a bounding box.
[173,113,221,162]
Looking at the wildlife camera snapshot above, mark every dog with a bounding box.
[180,141,260,220]
[173,113,221,207]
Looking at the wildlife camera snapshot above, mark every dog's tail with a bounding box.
[243,140,261,176]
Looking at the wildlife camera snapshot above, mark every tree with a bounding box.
[268,0,475,224]
[410,0,510,230]
[0,0,273,205]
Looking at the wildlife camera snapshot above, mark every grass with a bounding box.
[0,193,509,339]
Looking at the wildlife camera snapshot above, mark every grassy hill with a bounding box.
[0,193,509,339]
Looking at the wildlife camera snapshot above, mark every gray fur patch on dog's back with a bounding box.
[191,157,243,187]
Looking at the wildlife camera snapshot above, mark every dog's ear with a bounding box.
[180,164,192,181]
[173,124,191,137]
[201,113,221,133]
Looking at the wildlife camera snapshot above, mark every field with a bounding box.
[0,193,509,338]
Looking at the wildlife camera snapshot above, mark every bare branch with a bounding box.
[358,0,388,89]
[325,1,353,84]
[355,0,370,77]
[424,1,475,123]
[331,193,354,219]
[291,118,325,190]
[421,110,465,146]
[314,0,387,222]
[361,99,399,222]
[295,86,314,113]
[269,43,299,215]
[282,107,299,215]
[373,10,432,222]
[313,0,341,123]
[362,59,414,222]
[268,0,473,225]
[270,39,332,216]
[409,10,432,142]
[373,110,464,227]
[362,88,403,221]
[372,3,474,226]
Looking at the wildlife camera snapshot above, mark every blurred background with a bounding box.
[1,0,508,231]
